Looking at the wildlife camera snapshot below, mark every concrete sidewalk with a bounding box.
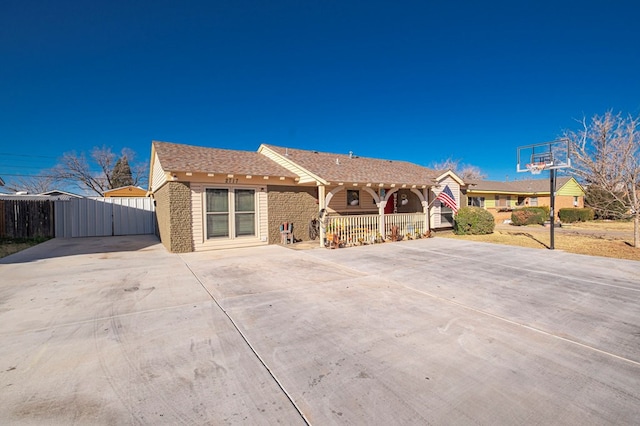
[1,236,639,424]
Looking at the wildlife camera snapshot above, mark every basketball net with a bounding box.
[526,163,545,175]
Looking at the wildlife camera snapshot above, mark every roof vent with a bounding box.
[349,151,353,159]
[335,158,340,165]
[285,148,289,157]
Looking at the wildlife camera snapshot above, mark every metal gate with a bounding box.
[55,197,156,238]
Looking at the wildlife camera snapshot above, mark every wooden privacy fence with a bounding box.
[0,199,55,238]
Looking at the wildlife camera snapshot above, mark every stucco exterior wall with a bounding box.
[267,186,318,244]
[154,181,193,253]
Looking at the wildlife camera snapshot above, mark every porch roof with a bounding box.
[468,177,573,194]
[152,141,298,178]
[261,144,440,186]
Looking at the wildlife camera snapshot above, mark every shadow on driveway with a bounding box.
[0,235,160,264]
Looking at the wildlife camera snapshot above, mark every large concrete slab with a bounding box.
[0,236,305,424]
[2,236,639,424]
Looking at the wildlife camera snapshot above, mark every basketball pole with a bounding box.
[550,168,556,250]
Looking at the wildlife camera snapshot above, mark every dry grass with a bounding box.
[0,238,49,259]
[438,221,640,262]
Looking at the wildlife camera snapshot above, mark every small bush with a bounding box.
[454,206,495,235]
[559,208,595,223]
[511,207,547,226]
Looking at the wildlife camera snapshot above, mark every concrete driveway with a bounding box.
[1,236,639,425]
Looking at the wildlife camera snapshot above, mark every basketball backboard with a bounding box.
[516,139,571,174]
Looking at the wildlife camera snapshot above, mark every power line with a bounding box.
[0,173,59,178]
[0,153,58,159]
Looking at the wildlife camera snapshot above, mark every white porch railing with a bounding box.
[325,213,427,247]
[385,213,427,238]
[326,214,379,246]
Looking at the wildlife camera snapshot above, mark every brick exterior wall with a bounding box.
[154,181,193,253]
[267,186,318,244]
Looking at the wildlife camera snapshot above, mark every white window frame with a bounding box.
[205,186,258,240]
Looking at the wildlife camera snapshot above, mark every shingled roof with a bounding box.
[469,177,573,193]
[153,141,297,178]
[261,144,440,186]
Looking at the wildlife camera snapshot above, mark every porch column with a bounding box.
[422,201,429,233]
[318,185,326,247]
[423,188,431,232]
[378,201,387,239]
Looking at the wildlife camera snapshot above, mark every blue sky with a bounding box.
[1,0,639,188]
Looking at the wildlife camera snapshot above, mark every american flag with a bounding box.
[436,185,458,214]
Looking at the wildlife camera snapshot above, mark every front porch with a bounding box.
[323,212,429,248]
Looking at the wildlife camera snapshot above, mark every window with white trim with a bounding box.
[206,188,256,239]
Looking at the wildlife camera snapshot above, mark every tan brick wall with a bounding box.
[488,209,513,224]
[267,186,318,244]
[153,181,193,253]
[154,184,171,251]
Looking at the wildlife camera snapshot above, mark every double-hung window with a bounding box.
[206,188,256,239]
[468,196,485,208]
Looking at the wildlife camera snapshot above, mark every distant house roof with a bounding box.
[39,190,84,199]
[468,177,576,194]
[260,144,442,186]
[103,185,147,197]
[0,190,83,201]
[152,141,298,178]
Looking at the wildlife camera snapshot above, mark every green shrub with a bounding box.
[454,206,495,235]
[558,208,594,223]
[511,207,547,226]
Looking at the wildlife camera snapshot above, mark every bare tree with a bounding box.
[53,146,147,196]
[4,172,58,194]
[564,111,640,248]
[431,158,487,182]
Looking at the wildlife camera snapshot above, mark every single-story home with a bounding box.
[104,185,148,197]
[149,141,465,252]
[463,176,586,223]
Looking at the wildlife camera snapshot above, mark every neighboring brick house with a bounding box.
[149,141,465,252]
[463,177,585,223]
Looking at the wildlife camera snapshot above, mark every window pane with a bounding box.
[235,189,255,212]
[235,213,255,236]
[206,189,228,213]
[207,214,229,238]
[347,190,359,206]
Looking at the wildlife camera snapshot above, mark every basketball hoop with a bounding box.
[526,162,546,175]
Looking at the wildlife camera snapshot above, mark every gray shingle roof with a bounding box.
[153,141,298,178]
[263,144,440,185]
[469,177,572,193]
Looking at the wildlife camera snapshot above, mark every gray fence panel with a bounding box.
[110,197,155,236]
[54,197,155,238]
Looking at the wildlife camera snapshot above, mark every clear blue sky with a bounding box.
[2,0,639,187]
